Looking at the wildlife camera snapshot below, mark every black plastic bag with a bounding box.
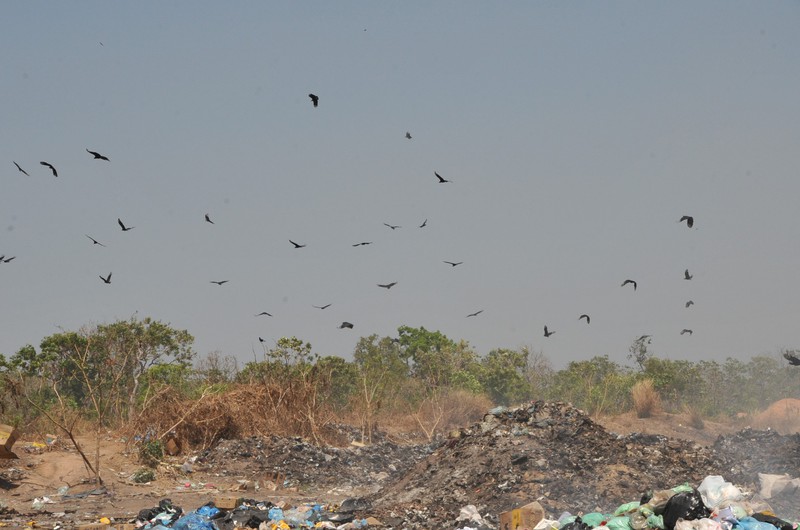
[662,489,710,530]
[561,516,591,530]
[752,513,795,530]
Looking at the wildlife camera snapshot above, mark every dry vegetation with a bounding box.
[632,378,661,418]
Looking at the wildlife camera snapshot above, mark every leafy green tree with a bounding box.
[479,348,531,405]
[547,355,634,416]
[396,326,481,392]
[352,335,407,442]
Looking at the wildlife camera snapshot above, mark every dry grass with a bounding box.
[684,404,706,430]
[631,379,661,418]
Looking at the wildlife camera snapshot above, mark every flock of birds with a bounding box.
[6,92,717,355]
[538,213,698,342]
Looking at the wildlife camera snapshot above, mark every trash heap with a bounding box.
[370,401,800,529]
[195,433,436,491]
[130,496,380,530]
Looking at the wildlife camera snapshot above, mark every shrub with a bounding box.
[632,379,661,418]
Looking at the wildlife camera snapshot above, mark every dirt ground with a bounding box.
[0,406,795,529]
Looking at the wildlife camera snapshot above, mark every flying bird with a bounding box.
[2,256,16,263]
[85,235,106,247]
[339,321,354,329]
[434,172,450,183]
[443,261,463,267]
[405,132,412,139]
[419,219,427,228]
[378,282,397,289]
[205,214,214,224]
[684,269,693,280]
[86,149,109,161]
[466,310,484,318]
[352,242,372,247]
[579,314,590,324]
[637,335,652,342]
[258,337,266,343]
[210,280,229,285]
[289,240,306,249]
[13,162,29,176]
[679,215,694,228]
[685,300,695,308]
[313,304,332,310]
[100,272,112,284]
[621,279,637,291]
[40,161,58,177]
[680,329,693,335]
[255,312,272,317]
[383,223,400,230]
[308,93,319,107]
[117,218,134,231]
[783,351,800,366]
[544,325,555,338]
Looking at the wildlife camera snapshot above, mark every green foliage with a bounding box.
[479,348,531,405]
[546,356,635,415]
[131,467,156,483]
[138,439,164,468]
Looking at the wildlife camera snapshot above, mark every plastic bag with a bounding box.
[751,513,796,530]
[580,513,607,527]
[698,476,743,509]
[171,512,215,530]
[675,518,722,530]
[614,502,641,516]
[737,517,782,530]
[662,489,710,530]
[605,516,632,530]
[561,516,592,530]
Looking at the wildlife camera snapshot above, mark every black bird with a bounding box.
[2,256,16,263]
[684,269,693,280]
[352,242,372,247]
[544,325,555,338]
[680,215,694,228]
[40,161,58,177]
[313,304,332,310]
[205,214,214,224]
[86,149,109,161]
[783,351,800,366]
[378,282,397,289]
[405,132,412,139]
[210,280,229,285]
[289,240,306,249]
[637,335,652,342]
[443,261,463,267]
[383,223,400,230]
[621,279,637,291]
[100,272,112,284]
[258,337,266,343]
[466,310,483,318]
[435,171,450,183]
[13,162,29,176]
[579,314,590,324]
[685,300,695,308]
[680,329,693,335]
[339,321,354,329]
[85,235,106,247]
[117,218,134,231]
[308,93,319,107]
[419,219,427,228]
[255,312,272,317]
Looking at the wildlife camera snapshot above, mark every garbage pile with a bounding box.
[370,401,800,528]
[195,434,436,492]
[125,496,380,530]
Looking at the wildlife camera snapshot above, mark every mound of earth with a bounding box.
[371,401,800,529]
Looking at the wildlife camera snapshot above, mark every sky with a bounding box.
[2,2,800,370]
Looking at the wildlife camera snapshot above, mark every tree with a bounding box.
[480,348,531,405]
[352,335,407,442]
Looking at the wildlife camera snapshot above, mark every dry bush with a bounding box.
[631,379,661,418]
[388,389,493,442]
[125,382,339,451]
[683,404,705,430]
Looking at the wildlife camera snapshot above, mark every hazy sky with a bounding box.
[2,2,799,369]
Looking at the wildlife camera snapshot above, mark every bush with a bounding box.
[632,379,661,418]
[684,404,705,430]
[139,439,164,467]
